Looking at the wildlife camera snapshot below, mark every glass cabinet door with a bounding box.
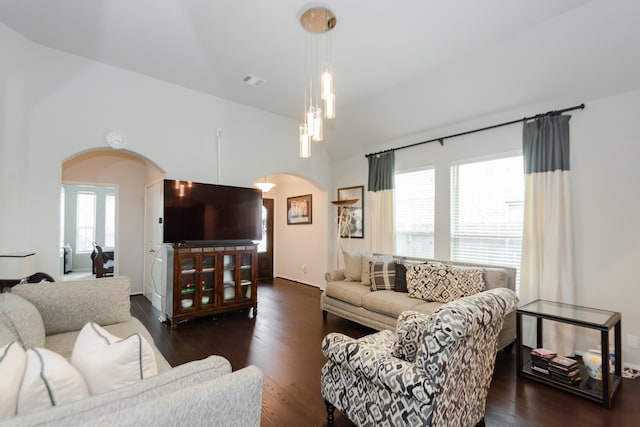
[223,254,236,302]
[178,254,197,311]
[200,254,215,308]
[239,252,253,301]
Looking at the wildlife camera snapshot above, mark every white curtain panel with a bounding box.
[520,171,576,356]
[367,189,395,254]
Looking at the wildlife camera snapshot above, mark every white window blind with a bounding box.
[76,192,96,252]
[451,156,523,287]
[394,168,435,258]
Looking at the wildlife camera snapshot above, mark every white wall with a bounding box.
[0,24,333,292]
[0,24,31,252]
[268,175,329,289]
[333,91,640,367]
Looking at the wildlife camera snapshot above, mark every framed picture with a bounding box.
[287,194,312,225]
[337,185,364,238]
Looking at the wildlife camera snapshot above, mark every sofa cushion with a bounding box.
[342,251,363,282]
[407,264,485,303]
[369,261,396,291]
[483,267,509,290]
[0,293,45,349]
[18,347,90,415]
[72,322,158,395]
[12,278,132,335]
[361,290,424,317]
[411,300,445,315]
[0,342,27,420]
[325,281,371,307]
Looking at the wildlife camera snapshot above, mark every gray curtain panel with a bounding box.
[523,115,571,173]
[367,151,395,191]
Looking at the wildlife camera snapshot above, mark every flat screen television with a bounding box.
[163,180,262,244]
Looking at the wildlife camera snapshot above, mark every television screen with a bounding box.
[163,180,262,244]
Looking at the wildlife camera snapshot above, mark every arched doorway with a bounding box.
[61,149,164,295]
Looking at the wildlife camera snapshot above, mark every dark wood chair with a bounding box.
[94,244,114,278]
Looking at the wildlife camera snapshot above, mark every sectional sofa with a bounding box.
[0,277,263,426]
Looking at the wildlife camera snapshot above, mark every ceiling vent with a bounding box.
[241,74,266,87]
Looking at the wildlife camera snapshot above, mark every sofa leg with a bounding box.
[475,417,486,427]
[322,310,328,320]
[325,400,335,424]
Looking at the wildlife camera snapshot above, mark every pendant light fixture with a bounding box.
[299,7,336,158]
[254,176,276,193]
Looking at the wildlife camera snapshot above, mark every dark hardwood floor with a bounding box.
[130,278,640,427]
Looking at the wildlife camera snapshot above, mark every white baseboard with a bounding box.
[276,275,320,289]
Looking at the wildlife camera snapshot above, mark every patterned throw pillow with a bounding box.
[361,254,393,285]
[369,261,396,291]
[391,311,431,362]
[394,261,427,293]
[406,264,485,302]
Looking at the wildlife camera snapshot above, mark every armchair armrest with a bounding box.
[322,333,438,404]
[324,270,345,283]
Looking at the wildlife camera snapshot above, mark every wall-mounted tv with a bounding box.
[163,180,262,244]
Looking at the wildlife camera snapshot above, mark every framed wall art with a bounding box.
[287,194,312,225]
[337,185,364,238]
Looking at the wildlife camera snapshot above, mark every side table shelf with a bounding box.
[520,348,620,405]
[516,300,621,408]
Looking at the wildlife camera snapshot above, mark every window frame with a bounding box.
[394,165,436,259]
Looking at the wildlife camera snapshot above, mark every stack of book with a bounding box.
[549,355,581,384]
[530,348,557,375]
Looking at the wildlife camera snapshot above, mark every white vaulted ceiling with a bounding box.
[1,0,639,159]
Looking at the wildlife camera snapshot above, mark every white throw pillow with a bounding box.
[17,347,89,415]
[71,322,158,395]
[0,342,27,420]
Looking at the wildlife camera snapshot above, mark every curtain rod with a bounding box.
[364,103,585,158]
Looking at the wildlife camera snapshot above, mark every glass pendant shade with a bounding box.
[312,109,323,141]
[299,124,311,158]
[306,108,315,136]
[321,70,333,99]
[324,93,335,119]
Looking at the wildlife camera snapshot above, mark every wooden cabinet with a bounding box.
[166,243,257,329]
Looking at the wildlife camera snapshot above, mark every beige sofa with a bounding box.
[0,277,263,426]
[321,255,517,351]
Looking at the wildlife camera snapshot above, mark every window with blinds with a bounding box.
[76,192,96,252]
[104,193,116,248]
[450,155,523,288]
[394,168,435,258]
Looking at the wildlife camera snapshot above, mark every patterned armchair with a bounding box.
[320,288,518,427]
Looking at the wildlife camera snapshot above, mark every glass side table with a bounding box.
[516,300,622,408]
